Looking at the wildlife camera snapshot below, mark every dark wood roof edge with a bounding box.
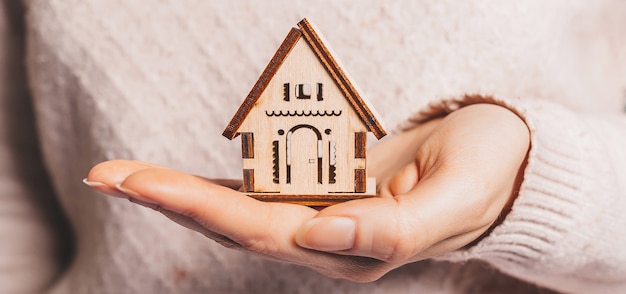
[222,27,302,139]
[297,18,387,139]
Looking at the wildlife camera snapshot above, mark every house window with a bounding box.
[329,141,336,184]
[295,83,311,99]
[243,169,254,192]
[317,83,324,101]
[354,132,366,158]
[285,83,323,101]
[241,132,254,158]
[272,140,279,183]
[354,169,366,193]
[283,83,290,101]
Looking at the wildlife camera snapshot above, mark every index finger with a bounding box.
[117,167,321,258]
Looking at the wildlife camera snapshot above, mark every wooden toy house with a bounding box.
[223,18,386,205]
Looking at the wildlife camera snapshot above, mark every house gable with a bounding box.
[236,37,366,134]
[222,18,386,140]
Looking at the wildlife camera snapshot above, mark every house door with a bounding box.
[286,125,322,189]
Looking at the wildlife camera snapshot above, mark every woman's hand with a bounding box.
[84,104,529,282]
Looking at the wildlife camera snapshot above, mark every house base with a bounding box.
[244,177,377,206]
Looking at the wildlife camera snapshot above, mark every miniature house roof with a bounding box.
[222,18,386,140]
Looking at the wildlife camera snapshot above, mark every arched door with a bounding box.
[286,124,322,190]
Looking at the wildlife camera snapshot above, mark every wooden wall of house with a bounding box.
[238,38,368,194]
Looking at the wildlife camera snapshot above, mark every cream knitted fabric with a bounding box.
[0,2,71,293]
[402,95,626,293]
[3,0,624,293]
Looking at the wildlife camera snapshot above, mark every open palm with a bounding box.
[85,104,529,282]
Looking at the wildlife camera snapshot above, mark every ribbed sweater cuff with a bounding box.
[399,95,599,278]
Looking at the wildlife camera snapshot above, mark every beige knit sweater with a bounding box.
[2,0,626,293]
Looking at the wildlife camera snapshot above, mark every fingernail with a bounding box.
[296,217,355,251]
[115,184,158,204]
[83,178,127,198]
[82,178,106,187]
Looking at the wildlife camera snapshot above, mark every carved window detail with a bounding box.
[329,141,336,184]
[243,169,254,192]
[283,83,290,101]
[317,83,324,101]
[355,132,366,158]
[272,140,279,183]
[295,83,311,99]
[355,169,366,193]
[241,132,254,158]
[283,83,323,101]
[317,139,323,184]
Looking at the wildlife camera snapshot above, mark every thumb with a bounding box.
[294,191,439,263]
[295,160,426,262]
[295,168,484,263]
[294,197,404,262]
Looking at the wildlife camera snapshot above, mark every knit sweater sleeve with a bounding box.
[0,3,72,292]
[400,95,626,293]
